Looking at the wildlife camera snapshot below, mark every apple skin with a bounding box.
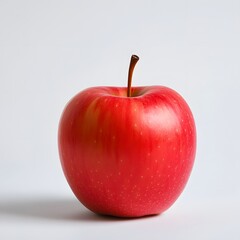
[58,86,196,217]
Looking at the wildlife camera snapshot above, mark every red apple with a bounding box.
[58,55,196,217]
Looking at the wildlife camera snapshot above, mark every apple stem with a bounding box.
[127,55,139,97]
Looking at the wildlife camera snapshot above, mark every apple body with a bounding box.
[58,86,196,217]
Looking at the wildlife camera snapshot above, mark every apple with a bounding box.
[58,55,196,218]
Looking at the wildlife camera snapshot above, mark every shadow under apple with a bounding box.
[0,197,159,222]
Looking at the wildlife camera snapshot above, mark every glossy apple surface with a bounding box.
[58,85,196,217]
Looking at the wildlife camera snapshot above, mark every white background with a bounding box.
[1,0,240,239]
